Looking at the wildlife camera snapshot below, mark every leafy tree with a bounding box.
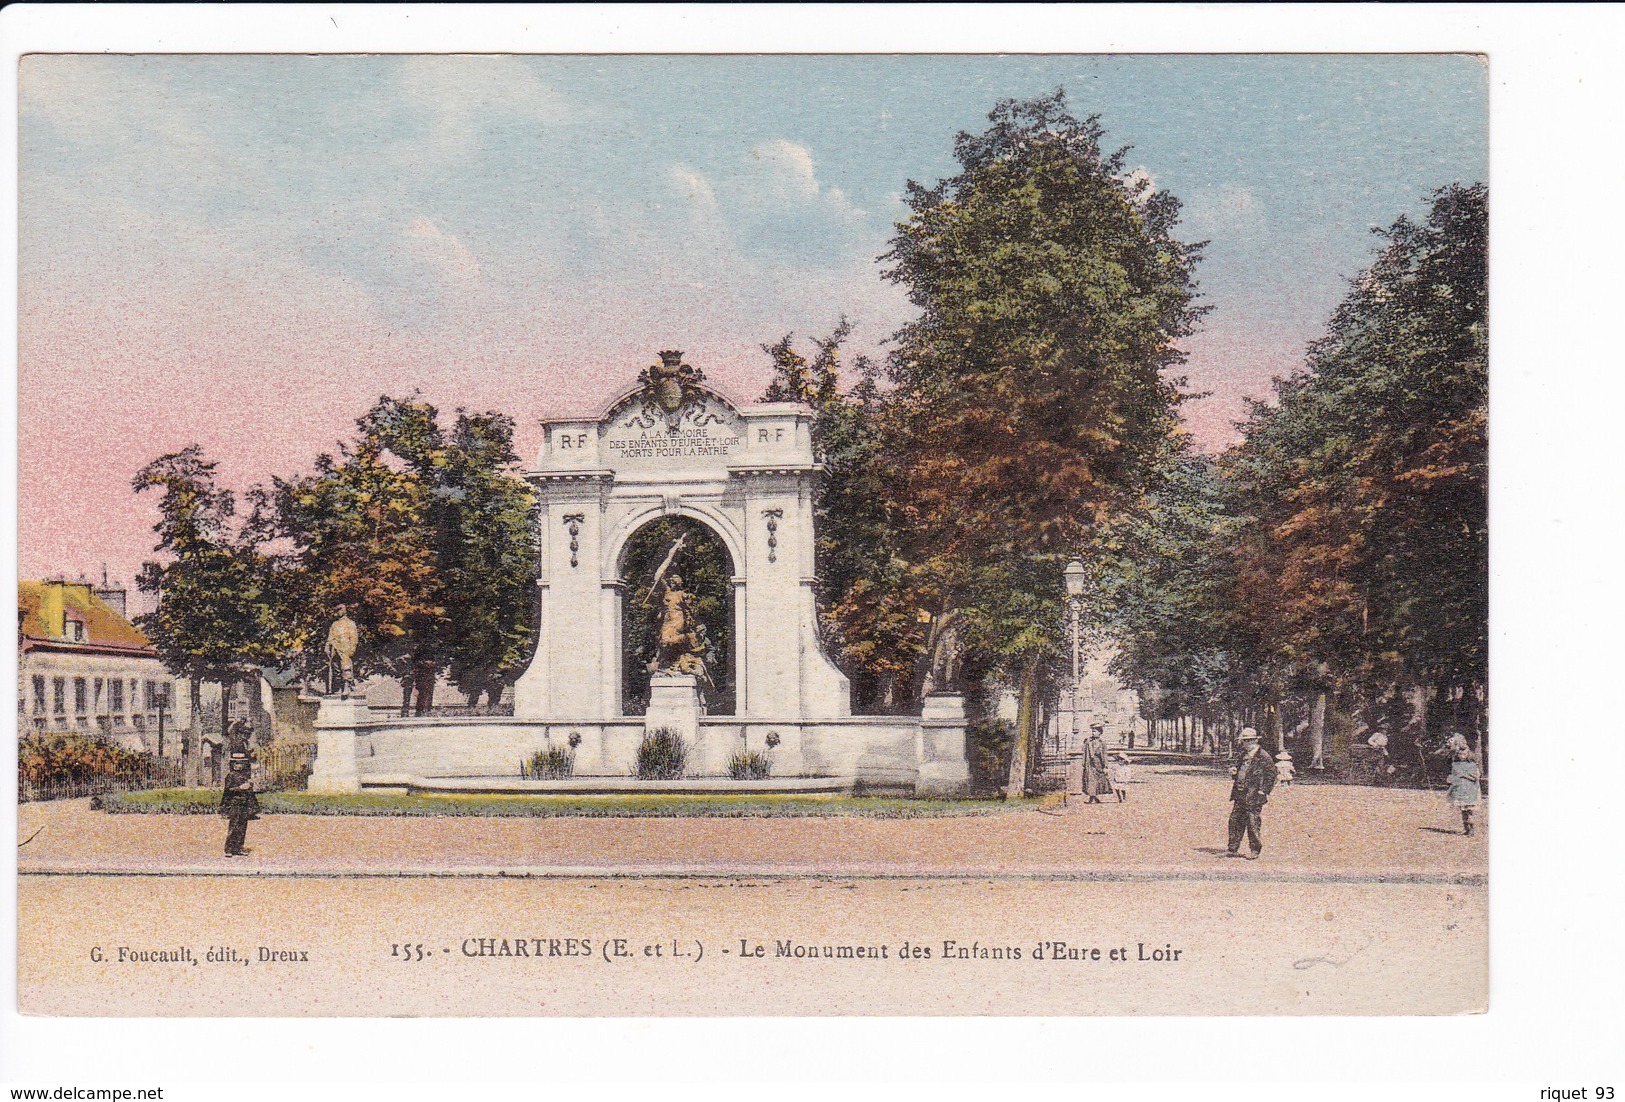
[274,409,444,707]
[274,396,537,712]
[417,408,539,708]
[133,446,288,761]
[881,91,1205,792]
[1223,183,1487,749]
[761,322,935,711]
[1095,450,1245,718]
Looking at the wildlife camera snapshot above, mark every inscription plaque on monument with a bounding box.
[602,392,743,466]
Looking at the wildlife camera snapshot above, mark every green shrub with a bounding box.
[19,732,155,787]
[967,718,1015,794]
[636,727,688,780]
[528,746,576,780]
[728,750,773,780]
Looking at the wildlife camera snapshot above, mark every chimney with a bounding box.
[94,563,128,618]
[96,583,127,618]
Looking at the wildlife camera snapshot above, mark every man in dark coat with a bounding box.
[220,751,259,857]
[1226,727,1277,859]
[1081,721,1112,803]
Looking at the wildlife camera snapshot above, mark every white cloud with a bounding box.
[741,139,866,228]
[401,217,482,282]
[669,164,718,209]
[1121,166,1158,207]
[394,56,567,149]
[750,138,821,200]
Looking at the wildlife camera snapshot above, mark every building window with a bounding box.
[94,678,104,713]
[73,678,87,714]
[110,678,124,713]
[32,676,46,714]
[52,677,66,714]
[145,681,159,710]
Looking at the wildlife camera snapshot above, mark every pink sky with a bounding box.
[21,53,1478,591]
[18,261,1294,592]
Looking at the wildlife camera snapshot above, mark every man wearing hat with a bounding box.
[1226,727,1277,859]
[1081,720,1112,804]
[219,750,260,858]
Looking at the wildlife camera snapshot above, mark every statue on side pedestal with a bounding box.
[921,608,963,696]
[324,605,359,697]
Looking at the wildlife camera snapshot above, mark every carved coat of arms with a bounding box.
[643,350,703,413]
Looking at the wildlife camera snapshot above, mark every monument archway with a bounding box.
[512,353,852,724]
[311,353,969,794]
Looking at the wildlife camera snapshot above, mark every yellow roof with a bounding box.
[18,580,153,651]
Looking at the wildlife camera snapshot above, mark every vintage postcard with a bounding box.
[14,48,1488,1019]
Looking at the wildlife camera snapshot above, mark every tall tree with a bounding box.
[274,396,537,712]
[882,91,1205,793]
[133,446,287,766]
[1224,183,1488,748]
[1095,450,1247,720]
[762,322,935,711]
[410,407,539,709]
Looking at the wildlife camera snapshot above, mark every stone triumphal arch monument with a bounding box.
[309,354,969,795]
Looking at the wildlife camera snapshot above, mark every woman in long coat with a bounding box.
[1081,723,1112,803]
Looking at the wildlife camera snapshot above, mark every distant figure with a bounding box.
[1274,750,1296,785]
[1437,733,1482,836]
[219,751,260,858]
[1109,752,1132,802]
[325,605,360,697]
[1225,728,1277,860]
[1367,730,1394,784]
[1081,721,1112,804]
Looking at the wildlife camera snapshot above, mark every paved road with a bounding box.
[17,767,1486,881]
[18,874,1486,1016]
[16,769,1486,1015]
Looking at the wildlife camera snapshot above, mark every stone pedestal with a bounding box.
[308,695,366,794]
[916,692,971,796]
[644,674,702,750]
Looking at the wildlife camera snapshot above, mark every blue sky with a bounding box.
[18,52,1486,582]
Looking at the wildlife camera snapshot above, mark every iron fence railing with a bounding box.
[19,762,187,803]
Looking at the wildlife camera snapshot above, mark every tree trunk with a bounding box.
[1309,692,1327,770]
[1004,654,1042,799]
[1268,702,1283,756]
[414,661,437,716]
[399,675,415,718]
[184,680,201,786]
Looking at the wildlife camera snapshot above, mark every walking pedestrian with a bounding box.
[220,751,260,857]
[1081,721,1112,804]
[1109,752,1131,802]
[1225,727,1277,859]
[1438,733,1482,836]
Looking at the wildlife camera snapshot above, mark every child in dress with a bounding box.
[1274,751,1296,785]
[1440,733,1482,836]
[1109,753,1131,802]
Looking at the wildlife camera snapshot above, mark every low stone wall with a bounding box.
[309,695,970,795]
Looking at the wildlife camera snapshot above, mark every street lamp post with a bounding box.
[1063,557,1087,761]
